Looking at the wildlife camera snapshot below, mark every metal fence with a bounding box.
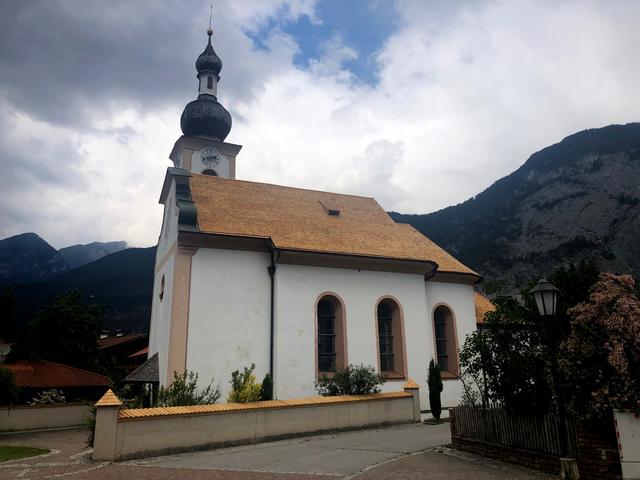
[452,406,578,457]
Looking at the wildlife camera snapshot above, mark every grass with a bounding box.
[0,446,49,462]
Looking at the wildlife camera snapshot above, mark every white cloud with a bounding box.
[235,0,640,217]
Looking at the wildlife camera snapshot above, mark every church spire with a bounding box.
[180,26,232,141]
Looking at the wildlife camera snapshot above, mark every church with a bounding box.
[148,26,484,410]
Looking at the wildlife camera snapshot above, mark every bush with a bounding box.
[428,359,443,420]
[157,370,221,407]
[29,389,66,405]
[261,373,273,401]
[315,364,384,396]
[85,403,97,447]
[0,366,19,406]
[228,363,262,403]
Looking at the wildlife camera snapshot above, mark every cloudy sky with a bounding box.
[1,0,638,248]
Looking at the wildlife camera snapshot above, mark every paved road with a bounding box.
[129,423,451,476]
[0,424,554,479]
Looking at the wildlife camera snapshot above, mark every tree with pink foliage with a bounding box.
[564,273,640,417]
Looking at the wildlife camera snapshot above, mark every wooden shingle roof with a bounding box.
[474,292,496,324]
[189,174,477,276]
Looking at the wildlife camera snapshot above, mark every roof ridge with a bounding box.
[192,173,377,201]
[40,360,110,381]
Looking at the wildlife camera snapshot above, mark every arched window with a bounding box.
[376,298,406,377]
[316,294,346,375]
[433,305,458,375]
[207,76,213,89]
[202,169,218,176]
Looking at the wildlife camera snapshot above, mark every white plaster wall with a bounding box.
[148,181,178,385]
[148,255,174,386]
[274,264,437,409]
[424,280,478,408]
[198,75,218,96]
[614,411,640,479]
[179,245,477,409]
[190,148,230,178]
[186,248,271,400]
[156,183,178,259]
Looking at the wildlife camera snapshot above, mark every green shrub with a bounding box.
[315,364,385,396]
[29,389,66,405]
[428,359,443,420]
[228,363,262,403]
[0,366,19,406]
[261,373,273,401]
[85,403,97,447]
[157,370,221,407]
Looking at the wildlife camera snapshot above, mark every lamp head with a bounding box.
[530,278,559,317]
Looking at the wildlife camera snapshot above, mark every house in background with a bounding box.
[98,332,148,372]
[148,27,483,409]
[5,360,109,403]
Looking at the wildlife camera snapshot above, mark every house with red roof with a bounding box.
[5,360,110,403]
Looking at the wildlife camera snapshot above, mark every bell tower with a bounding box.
[169,25,241,178]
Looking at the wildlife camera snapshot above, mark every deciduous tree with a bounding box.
[564,273,640,417]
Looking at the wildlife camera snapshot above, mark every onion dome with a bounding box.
[180,28,232,141]
[180,94,232,141]
[196,28,222,77]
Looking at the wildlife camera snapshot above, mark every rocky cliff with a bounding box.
[392,123,640,289]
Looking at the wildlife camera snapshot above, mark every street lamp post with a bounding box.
[530,278,579,480]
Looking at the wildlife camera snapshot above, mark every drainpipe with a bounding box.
[267,243,280,379]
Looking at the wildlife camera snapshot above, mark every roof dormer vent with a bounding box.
[319,200,341,217]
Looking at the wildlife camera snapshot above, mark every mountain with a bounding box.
[0,233,68,284]
[11,247,155,333]
[391,123,640,289]
[59,241,128,269]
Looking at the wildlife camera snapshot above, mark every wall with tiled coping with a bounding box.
[93,382,421,461]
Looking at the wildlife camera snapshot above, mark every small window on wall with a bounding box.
[159,275,165,301]
[433,305,458,375]
[317,295,346,375]
[376,298,406,378]
[202,169,218,176]
[207,76,213,89]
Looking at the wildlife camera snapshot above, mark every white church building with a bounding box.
[148,27,484,410]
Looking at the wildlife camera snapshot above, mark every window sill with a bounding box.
[441,371,459,381]
[317,371,337,379]
[381,371,407,381]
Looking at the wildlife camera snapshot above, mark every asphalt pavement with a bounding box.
[0,422,554,479]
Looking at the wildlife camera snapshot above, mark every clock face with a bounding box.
[201,147,221,166]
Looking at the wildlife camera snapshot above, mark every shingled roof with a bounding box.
[189,174,478,276]
[123,353,159,384]
[474,292,496,324]
[5,361,110,388]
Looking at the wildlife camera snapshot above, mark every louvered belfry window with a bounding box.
[317,299,337,372]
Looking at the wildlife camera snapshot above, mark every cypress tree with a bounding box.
[428,359,443,421]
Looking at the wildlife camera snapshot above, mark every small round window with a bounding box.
[202,169,218,176]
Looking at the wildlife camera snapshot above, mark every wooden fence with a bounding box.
[452,406,578,457]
